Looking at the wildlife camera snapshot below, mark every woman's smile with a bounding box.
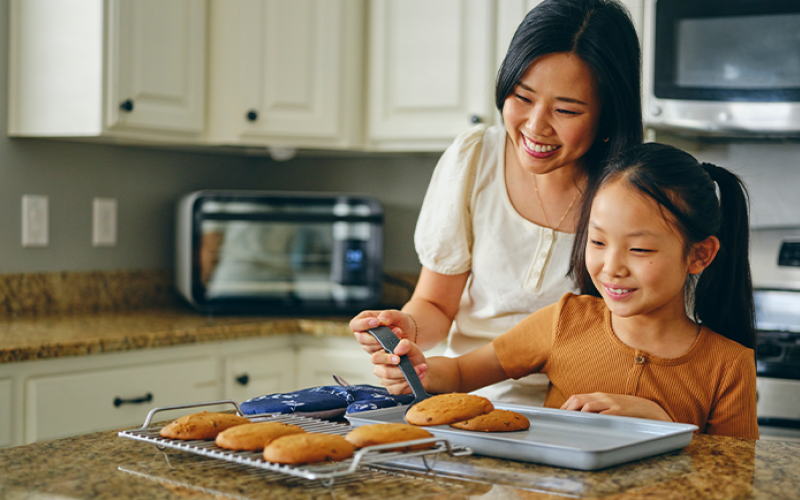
[522,135,561,157]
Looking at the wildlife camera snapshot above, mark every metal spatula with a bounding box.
[367,326,431,415]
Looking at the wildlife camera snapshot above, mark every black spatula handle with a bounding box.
[366,326,430,404]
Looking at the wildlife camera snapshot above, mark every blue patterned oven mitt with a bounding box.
[240,384,415,416]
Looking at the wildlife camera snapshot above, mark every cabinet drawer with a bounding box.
[26,357,218,443]
[296,346,377,389]
[0,378,11,447]
[224,347,296,403]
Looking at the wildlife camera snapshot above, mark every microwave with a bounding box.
[176,190,384,315]
[643,0,800,137]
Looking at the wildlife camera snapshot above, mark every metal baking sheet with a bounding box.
[346,402,697,471]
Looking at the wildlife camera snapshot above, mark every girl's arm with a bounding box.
[351,267,469,353]
[560,393,673,422]
[371,338,509,395]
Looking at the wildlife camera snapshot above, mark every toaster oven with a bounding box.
[175,190,384,314]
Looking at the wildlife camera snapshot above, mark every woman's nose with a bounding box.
[526,105,553,137]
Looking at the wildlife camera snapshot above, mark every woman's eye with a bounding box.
[515,93,531,103]
[557,108,579,116]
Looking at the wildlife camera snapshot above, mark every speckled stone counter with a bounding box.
[0,427,798,499]
[0,307,353,364]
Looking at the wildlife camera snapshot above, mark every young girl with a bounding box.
[351,0,643,407]
[369,143,759,439]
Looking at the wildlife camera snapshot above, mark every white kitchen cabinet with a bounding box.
[295,336,378,389]
[206,0,364,150]
[25,356,217,443]
[223,347,297,403]
[8,0,206,142]
[365,0,496,151]
[0,379,11,448]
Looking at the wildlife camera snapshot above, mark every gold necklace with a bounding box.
[533,175,581,232]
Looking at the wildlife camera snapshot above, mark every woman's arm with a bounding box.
[350,267,469,353]
[371,338,508,395]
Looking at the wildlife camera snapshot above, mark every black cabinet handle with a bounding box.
[236,374,250,386]
[469,114,482,124]
[246,110,258,121]
[113,392,153,408]
[120,99,134,112]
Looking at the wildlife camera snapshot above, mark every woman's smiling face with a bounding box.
[502,52,601,177]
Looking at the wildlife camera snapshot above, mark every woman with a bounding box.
[351,0,643,405]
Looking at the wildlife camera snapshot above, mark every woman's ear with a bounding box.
[688,236,720,275]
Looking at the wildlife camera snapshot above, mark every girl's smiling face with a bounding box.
[502,52,601,177]
[585,179,702,321]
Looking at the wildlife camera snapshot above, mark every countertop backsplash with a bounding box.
[0,269,418,319]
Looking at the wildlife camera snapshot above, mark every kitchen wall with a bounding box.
[2,0,799,278]
[0,1,436,276]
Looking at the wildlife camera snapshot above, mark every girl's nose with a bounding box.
[603,250,629,277]
[526,105,553,137]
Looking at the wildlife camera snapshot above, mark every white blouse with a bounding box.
[414,125,579,404]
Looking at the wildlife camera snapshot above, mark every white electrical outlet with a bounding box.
[22,195,49,247]
[93,198,117,247]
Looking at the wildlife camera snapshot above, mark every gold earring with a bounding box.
[603,137,610,143]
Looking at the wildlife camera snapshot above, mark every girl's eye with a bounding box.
[631,248,653,254]
[590,239,605,247]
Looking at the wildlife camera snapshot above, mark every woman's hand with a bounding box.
[350,310,416,355]
[560,393,673,422]
[370,339,428,395]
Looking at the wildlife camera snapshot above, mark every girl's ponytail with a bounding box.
[694,163,755,349]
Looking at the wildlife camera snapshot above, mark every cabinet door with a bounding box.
[106,0,206,133]
[224,348,296,403]
[238,0,346,139]
[0,378,11,448]
[25,357,218,443]
[295,346,378,389]
[367,0,495,149]
[496,0,545,73]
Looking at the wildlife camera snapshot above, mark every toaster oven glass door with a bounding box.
[193,196,383,313]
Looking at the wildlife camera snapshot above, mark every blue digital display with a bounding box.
[346,249,364,270]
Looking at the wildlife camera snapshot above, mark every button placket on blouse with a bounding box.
[628,352,648,396]
[526,228,555,289]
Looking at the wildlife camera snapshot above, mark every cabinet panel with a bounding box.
[367,0,495,147]
[296,346,377,389]
[25,357,218,443]
[0,378,11,448]
[108,0,206,133]
[224,348,296,403]
[239,0,341,138]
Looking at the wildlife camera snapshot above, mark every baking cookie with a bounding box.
[405,393,494,426]
[263,433,355,464]
[345,423,435,450]
[159,411,250,440]
[450,409,530,432]
[215,422,306,451]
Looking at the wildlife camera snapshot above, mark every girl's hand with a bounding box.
[370,339,428,395]
[560,393,673,422]
[350,310,416,355]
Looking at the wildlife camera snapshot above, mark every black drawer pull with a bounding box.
[114,392,153,408]
[120,99,134,112]
[236,374,250,386]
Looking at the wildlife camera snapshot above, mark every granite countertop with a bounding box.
[0,424,798,500]
[0,307,354,364]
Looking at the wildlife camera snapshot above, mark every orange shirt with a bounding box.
[493,293,759,439]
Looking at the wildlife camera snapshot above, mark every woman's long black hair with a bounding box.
[570,143,756,349]
[495,0,643,182]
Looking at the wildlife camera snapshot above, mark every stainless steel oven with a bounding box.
[643,0,800,137]
[751,227,800,441]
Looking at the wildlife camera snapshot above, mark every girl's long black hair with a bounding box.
[495,0,643,182]
[570,143,756,349]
